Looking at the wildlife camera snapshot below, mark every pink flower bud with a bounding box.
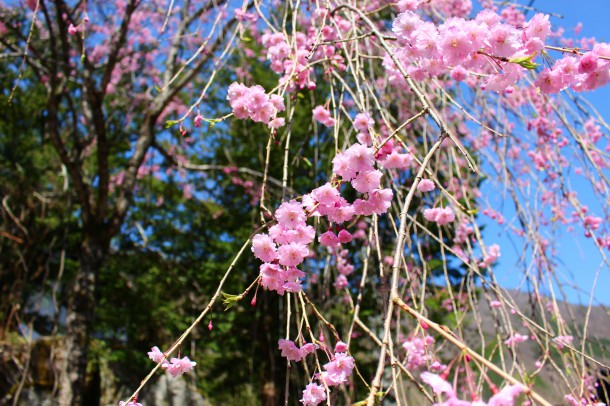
[319,230,339,246]
[334,341,348,353]
[337,229,353,244]
[578,52,599,74]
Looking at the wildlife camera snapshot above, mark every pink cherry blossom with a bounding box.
[402,335,441,370]
[504,333,529,346]
[251,233,278,262]
[480,244,501,267]
[380,151,413,169]
[351,170,382,193]
[320,352,355,387]
[147,346,165,363]
[312,105,335,127]
[343,144,375,173]
[393,11,423,45]
[320,199,356,224]
[535,68,564,94]
[523,13,551,45]
[420,372,455,398]
[417,179,436,192]
[490,300,502,308]
[333,274,348,289]
[311,183,340,206]
[488,384,524,406]
[353,113,374,132]
[288,225,316,245]
[424,207,456,226]
[275,200,307,228]
[260,263,286,294]
[165,356,196,377]
[227,82,285,128]
[579,52,599,74]
[277,243,309,266]
[278,339,303,361]
[554,335,573,350]
[300,383,326,406]
[584,215,602,230]
[332,153,358,180]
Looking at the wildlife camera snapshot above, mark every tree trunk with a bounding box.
[58,235,105,406]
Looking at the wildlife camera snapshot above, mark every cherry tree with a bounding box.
[2,0,610,405]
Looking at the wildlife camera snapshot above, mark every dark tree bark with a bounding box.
[58,233,107,406]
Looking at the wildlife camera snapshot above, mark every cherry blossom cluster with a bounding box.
[233,8,257,23]
[488,83,609,251]
[227,82,286,129]
[278,339,355,406]
[565,394,606,406]
[504,333,529,347]
[564,373,607,406]
[554,335,574,350]
[304,342,355,406]
[318,346,355,387]
[252,200,315,294]
[260,11,349,92]
[440,291,470,312]
[378,141,414,170]
[421,372,524,406]
[387,9,548,93]
[454,221,474,244]
[300,382,327,406]
[278,339,317,362]
[330,143,394,215]
[387,6,610,94]
[320,221,369,290]
[479,244,501,268]
[247,116,401,404]
[353,112,375,145]
[147,346,197,377]
[535,44,610,93]
[312,105,335,127]
[401,335,445,371]
[424,206,456,226]
[251,143,396,291]
[331,246,354,290]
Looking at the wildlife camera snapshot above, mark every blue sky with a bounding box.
[480,0,610,305]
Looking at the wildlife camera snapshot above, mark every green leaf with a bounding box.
[221,292,241,311]
[509,54,539,70]
[165,119,179,129]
